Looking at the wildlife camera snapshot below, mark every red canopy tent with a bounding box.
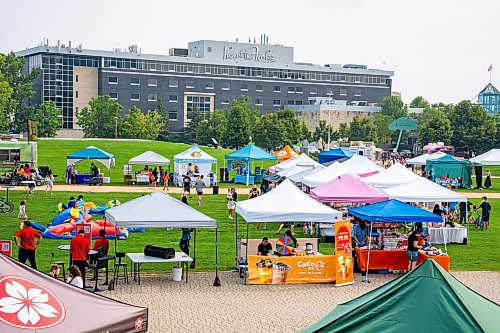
[0,254,148,332]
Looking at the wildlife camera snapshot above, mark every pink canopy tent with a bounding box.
[310,173,389,203]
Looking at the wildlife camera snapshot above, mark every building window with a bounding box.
[168,79,178,87]
[296,87,303,94]
[256,84,263,92]
[186,95,212,120]
[255,98,263,106]
[221,82,230,90]
[327,89,334,96]
[273,85,281,93]
[288,86,295,94]
[287,100,295,106]
[108,76,118,84]
[354,89,362,97]
[207,46,212,52]
[75,107,79,116]
[75,91,79,98]
[148,94,157,102]
[240,84,248,91]
[186,81,195,88]
[206,82,214,90]
[221,99,230,105]
[131,77,140,86]
[296,100,303,105]
[75,75,79,83]
[148,79,157,87]
[130,93,140,101]
[340,89,347,96]
[169,95,178,102]
[168,110,177,120]
[273,100,281,106]
[109,92,118,100]
[310,88,317,95]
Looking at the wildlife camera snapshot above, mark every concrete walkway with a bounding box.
[101,270,500,333]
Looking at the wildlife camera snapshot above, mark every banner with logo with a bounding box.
[335,220,354,286]
[227,159,248,172]
[248,255,336,284]
[75,223,92,248]
[27,119,38,141]
[0,240,12,256]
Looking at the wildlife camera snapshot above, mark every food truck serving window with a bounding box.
[0,149,20,163]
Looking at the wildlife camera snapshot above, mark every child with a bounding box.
[163,173,170,191]
[18,200,27,229]
[227,197,235,219]
[147,169,153,188]
[45,170,54,194]
[49,264,60,278]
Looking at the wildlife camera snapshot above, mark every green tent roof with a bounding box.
[302,259,500,333]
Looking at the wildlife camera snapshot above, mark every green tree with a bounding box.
[300,120,312,142]
[253,113,284,150]
[313,120,334,150]
[410,96,430,110]
[0,79,13,132]
[222,97,258,148]
[34,101,61,137]
[381,96,407,119]
[448,101,496,154]
[156,98,170,141]
[0,52,40,133]
[349,116,378,142]
[418,109,452,145]
[196,109,226,146]
[184,109,203,144]
[374,114,394,143]
[78,96,122,138]
[276,109,302,146]
[120,107,162,140]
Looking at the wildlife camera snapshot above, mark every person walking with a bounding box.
[14,221,42,270]
[45,170,54,194]
[163,172,170,191]
[70,229,90,288]
[18,200,27,229]
[195,175,204,206]
[183,174,192,197]
[479,196,491,230]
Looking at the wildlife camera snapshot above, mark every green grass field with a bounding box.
[0,190,497,273]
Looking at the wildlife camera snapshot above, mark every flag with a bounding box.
[488,64,493,72]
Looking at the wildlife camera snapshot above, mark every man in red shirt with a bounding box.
[90,229,109,264]
[70,229,90,287]
[14,221,42,270]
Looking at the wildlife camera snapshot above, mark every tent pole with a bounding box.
[364,221,373,283]
[246,160,250,186]
[213,228,221,286]
[235,213,238,268]
[466,201,470,247]
[190,229,196,269]
[244,222,249,285]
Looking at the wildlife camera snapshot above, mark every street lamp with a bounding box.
[114,116,118,139]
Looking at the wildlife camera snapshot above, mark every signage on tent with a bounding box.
[0,240,11,256]
[75,223,92,248]
[335,220,354,286]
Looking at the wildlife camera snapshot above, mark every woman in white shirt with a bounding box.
[66,265,83,288]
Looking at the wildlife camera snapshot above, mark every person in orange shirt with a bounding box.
[163,173,170,191]
[70,229,90,287]
[14,221,42,270]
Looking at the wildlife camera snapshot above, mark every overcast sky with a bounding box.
[1,0,498,104]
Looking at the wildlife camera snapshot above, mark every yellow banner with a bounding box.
[248,255,336,285]
[335,220,354,286]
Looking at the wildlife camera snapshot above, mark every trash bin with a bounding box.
[172,266,182,282]
[212,185,219,195]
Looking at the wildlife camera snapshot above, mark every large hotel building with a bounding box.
[17,38,394,135]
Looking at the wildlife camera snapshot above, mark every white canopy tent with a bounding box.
[105,192,221,286]
[274,153,318,172]
[470,149,500,165]
[382,177,467,203]
[362,163,421,189]
[406,152,447,165]
[340,154,384,175]
[173,145,218,186]
[128,151,170,166]
[277,161,319,177]
[288,164,326,185]
[302,161,358,188]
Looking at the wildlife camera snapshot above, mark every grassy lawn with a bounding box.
[0,189,497,273]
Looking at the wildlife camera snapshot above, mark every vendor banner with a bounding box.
[227,159,247,172]
[75,223,92,248]
[335,220,354,286]
[0,240,12,256]
[248,255,336,285]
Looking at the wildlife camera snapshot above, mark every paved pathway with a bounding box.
[101,270,500,333]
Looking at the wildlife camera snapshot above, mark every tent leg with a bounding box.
[190,229,196,269]
[363,221,373,283]
[466,203,470,247]
[235,214,238,268]
[244,222,249,285]
[213,228,221,287]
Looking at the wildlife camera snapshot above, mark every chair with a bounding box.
[113,252,128,285]
[50,252,66,280]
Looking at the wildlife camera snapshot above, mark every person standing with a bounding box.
[484,170,492,189]
[352,221,370,247]
[152,167,158,188]
[14,221,42,270]
[66,163,74,184]
[179,228,192,255]
[195,175,204,206]
[18,200,27,229]
[183,174,192,197]
[163,172,170,191]
[227,196,235,220]
[407,229,423,271]
[45,170,55,194]
[70,229,90,287]
[427,169,433,181]
[479,196,491,230]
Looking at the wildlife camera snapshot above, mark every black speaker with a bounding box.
[144,245,175,259]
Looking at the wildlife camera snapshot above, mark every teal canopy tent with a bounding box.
[426,154,472,187]
[66,146,115,169]
[225,144,277,185]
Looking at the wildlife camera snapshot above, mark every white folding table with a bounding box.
[126,252,193,285]
[428,227,468,244]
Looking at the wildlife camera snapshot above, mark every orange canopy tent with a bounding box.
[272,145,299,161]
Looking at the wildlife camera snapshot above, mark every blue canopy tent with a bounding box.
[225,144,277,185]
[318,148,354,164]
[66,146,115,169]
[348,199,443,281]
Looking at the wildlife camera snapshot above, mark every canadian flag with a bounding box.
[488,64,493,72]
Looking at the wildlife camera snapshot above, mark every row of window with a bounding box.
[102,57,389,85]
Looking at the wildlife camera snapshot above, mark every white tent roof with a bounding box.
[173,144,217,164]
[340,154,384,175]
[302,162,359,188]
[288,165,326,184]
[382,177,467,202]
[236,179,342,223]
[128,151,170,165]
[406,152,447,165]
[362,163,421,189]
[105,192,217,228]
[470,149,500,165]
[277,161,320,177]
[275,153,317,172]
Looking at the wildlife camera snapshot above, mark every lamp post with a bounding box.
[114,116,118,139]
[327,109,331,151]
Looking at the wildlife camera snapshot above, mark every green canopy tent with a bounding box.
[426,154,472,187]
[302,259,500,333]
